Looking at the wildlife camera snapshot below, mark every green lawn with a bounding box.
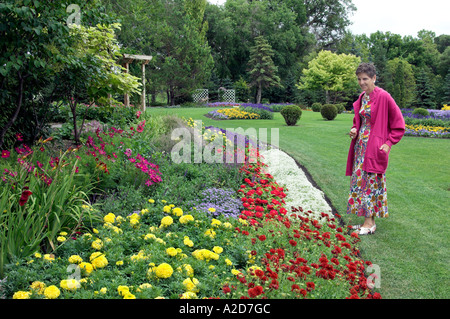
[146,106,450,299]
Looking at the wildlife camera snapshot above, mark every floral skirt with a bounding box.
[347,139,389,218]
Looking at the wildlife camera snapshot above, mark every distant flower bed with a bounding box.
[405,124,450,138]
[403,107,450,138]
[207,108,260,120]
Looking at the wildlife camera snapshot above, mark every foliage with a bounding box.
[321,104,338,121]
[0,139,99,277]
[0,0,115,149]
[412,108,430,117]
[280,105,302,126]
[384,58,416,108]
[312,102,322,112]
[297,50,361,104]
[248,36,282,104]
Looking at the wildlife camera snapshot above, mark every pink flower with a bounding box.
[1,150,10,158]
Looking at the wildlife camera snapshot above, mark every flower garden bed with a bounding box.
[1,110,381,300]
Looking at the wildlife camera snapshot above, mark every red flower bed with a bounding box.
[225,152,381,299]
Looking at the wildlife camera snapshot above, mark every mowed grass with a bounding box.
[146,106,450,299]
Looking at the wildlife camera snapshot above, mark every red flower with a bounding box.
[289,240,297,247]
[248,285,264,298]
[19,189,33,206]
[258,234,266,241]
[1,150,10,158]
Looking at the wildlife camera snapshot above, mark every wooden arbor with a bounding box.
[120,54,153,111]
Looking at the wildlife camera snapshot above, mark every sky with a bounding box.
[207,0,450,37]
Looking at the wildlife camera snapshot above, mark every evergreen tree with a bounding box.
[416,68,436,109]
[247,36,281,104]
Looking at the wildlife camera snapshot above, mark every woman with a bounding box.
[346,63,405,235]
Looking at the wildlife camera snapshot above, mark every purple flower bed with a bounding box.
[186,187,243,219]
[402,108,450,121]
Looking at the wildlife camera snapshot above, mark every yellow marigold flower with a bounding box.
[179,264,194,277]
[144,233,156,240]
[208,207,216,213]
[211,218,221,227]
[231,269,242,276]
[60,279,80,290]
[43,254,54,262]
[44,285,60,299]
[99,287,107,294]
[34,252,42,258]
[166,247,178,257]
[79,262,94,275]
[130,218,139,227]
[141,208,149,215]
[183,236,194,247]
[160,216,173,227]
[123,292,136,299]
[225,258,233,266]
[116,260,124,266]
[204,229,216,239]
[181,291,197,299]
[172,207,183,216]
[154,263,174,279]
[90,252,108,269]
[103,213,116,224]
[223,222,232,229]
[139,283,152,290]
[183,278,200,292]
[68,255,83,264]
[93,228,99,234]
[57,236,66,243]
[163,205,172,213]
[30,281,46,294]
[59,231,68,236]
[179,214,194,224]
[148,199,155,204]
[13,291,31,299]
[213,246,223,254]
[116,216,124,224]
[117,285,130,296]
[91,239,103,250]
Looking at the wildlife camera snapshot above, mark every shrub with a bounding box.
[321,104,338,121]
[335,103,346,114]
[311,102,322,112]
[280,105,302,126]
[412,107,430,117]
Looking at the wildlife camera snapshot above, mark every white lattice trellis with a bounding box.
[221,89,235,103]
[193,89,209,103]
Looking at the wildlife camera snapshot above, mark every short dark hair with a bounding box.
[356,63,377,78]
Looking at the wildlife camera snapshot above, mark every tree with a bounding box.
[297,50,361,104]
[0,0,114,148]
[384,58,416,108]
[54,23,141,145]
[247,36,281,104]
[416,68,436,109]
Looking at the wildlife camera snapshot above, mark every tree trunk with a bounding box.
[256,82,262,104]
[0,73,24,149]
[325,90,330,104]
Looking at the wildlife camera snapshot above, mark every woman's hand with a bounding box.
[380,144,390,154]
[349,128,357,139]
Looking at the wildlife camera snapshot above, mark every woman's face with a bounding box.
[357,72,376,94]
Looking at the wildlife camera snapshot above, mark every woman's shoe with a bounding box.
[351,224,361,230]
[358,225,376,235]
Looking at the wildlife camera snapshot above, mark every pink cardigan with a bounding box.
[346,87,405,176]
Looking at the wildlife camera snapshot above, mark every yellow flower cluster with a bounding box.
[192,249,220,262]
[90,252,108,269]
[442,104,450,111]
[406,124,449,133]
[149,263,174,279]
[216,108,260,119]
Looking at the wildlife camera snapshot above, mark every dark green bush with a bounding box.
[311,102,322,112]
[335,103,346,114]
[280,105,302,126]
[321,104,338,120]
[412,107,430,117]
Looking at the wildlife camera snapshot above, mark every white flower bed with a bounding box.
[259,148,332,219]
